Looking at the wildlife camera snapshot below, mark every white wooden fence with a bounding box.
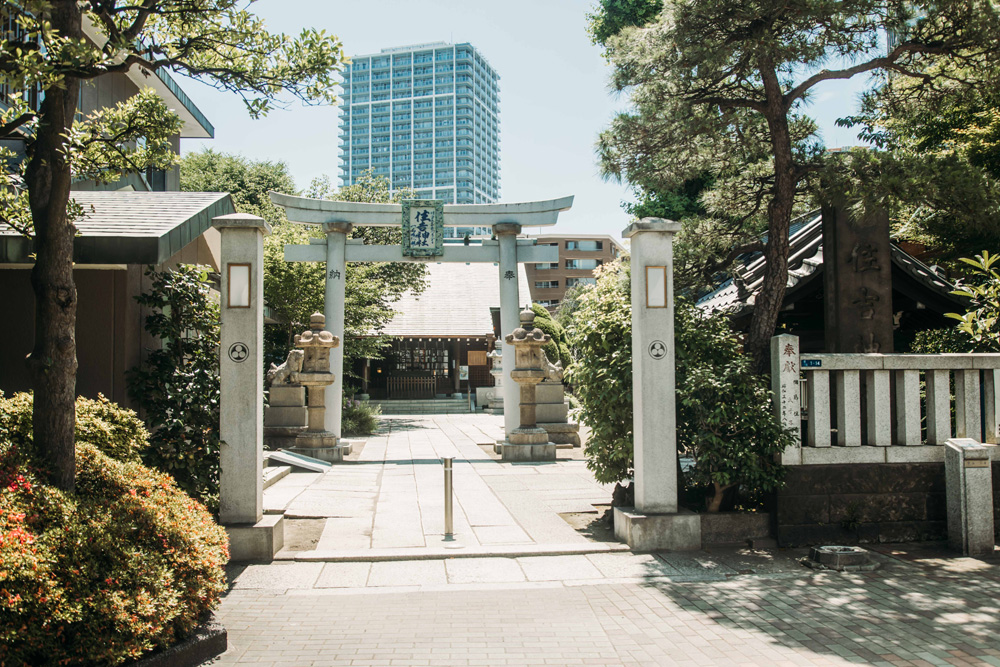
[771,334,1000,465]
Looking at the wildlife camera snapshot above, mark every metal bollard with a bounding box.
[443,457,454,540]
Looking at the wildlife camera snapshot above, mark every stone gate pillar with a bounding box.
[323,222,352,437]
[614,218,700,551]
[494,222,521,439]
[214,212,283,562]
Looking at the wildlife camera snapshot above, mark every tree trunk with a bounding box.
[706,482,733,513]
[746,65,797,375]
[24,1,83,492]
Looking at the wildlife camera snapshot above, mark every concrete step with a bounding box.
[280,542,631,563]
[263,465,291,489]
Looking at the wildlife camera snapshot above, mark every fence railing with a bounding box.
[388,376,436,399]
[771,334,1000,465]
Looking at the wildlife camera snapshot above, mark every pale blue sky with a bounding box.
[178,0,874,239]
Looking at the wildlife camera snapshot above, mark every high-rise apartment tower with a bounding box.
[338,42,500,205]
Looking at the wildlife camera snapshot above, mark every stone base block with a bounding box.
[535,402,569,423]
[536,382,565,405]
[539,422,581,447]
[286,442,352,463]
[264,406,307,428]
[226,513,284,563]
[613,507,701,551]
[509,426,549,446]
[485,405,504,415]
[264,425,304,452]
[494,441,557,462]
[269,386,305,406]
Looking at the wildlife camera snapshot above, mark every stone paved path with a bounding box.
[266,414,614,559]
[214,546,1000,666]
[216,414,1000,666]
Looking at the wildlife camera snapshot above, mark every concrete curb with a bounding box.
[126,617,227,667]
[286,542,631,563]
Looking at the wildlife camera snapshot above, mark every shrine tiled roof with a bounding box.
[377,260,531,338]
[0,191,235,265]
[696,210,963,315]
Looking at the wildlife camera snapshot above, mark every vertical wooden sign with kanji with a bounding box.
[822,202,894,353]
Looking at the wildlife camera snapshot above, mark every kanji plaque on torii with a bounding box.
[401,199,444,257]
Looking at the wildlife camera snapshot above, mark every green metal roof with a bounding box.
[0,191,235,265]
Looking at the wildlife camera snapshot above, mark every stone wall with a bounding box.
[776,462,1000,546]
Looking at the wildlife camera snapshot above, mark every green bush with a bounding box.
[0,395,228,666]
[0,392,147,464]
[908,326,974,353]
[127,265,221,511]
[530,303,572,369]
[566,259,790,511]
[342,397,382,436]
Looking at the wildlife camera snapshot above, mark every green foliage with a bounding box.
[566,260,790,509]
[0,392,148,465]
[180,149,296,227]
[342,398,382,437]
[946,251,1000,351]
[126,266,221,510]
[565,262,634,485]
[587,0,663,49]
[594,0,1000,365]
[907,327,975,353]
[530,304,572,369]
[673,298,791,511]
[0,395,227,666]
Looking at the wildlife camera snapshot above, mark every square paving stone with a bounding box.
[517,555,604,581]
[315,562,372,588]
[444,557,527,584]
[367,560,447,587]
[231,562,324,590]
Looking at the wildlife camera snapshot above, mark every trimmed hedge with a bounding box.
[0,392,228,666]
[0,392,148,464]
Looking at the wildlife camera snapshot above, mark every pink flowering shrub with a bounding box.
[0,392,228,665]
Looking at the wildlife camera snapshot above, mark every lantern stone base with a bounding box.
[539,422,581,447]
[494,427,556,461]
[613,507,701,552]
[288,432,352,463]
[226,513,285,563]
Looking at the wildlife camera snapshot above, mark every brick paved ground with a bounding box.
[211,547,1000,667]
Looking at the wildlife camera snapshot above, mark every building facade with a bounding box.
[338,42,500,206]
[523,234,626,309]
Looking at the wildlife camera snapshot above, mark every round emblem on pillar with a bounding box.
[228,342,249,363]
[648,340,667,360]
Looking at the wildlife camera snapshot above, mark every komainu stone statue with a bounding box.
[542,352,564,383]
[267,348,304,386]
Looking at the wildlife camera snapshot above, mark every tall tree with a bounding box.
[593,0,1000,370]
[0,1,345,491]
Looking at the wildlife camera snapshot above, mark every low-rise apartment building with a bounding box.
[523,234,625,309]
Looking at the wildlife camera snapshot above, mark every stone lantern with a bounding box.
[291,313,352,462]
[495,307,556,461]
[486,339,504,415]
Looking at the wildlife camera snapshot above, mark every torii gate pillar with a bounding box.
[323,222,352,437]
[494,222,522,437]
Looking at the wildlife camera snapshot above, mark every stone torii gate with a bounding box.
[268,192,574,447]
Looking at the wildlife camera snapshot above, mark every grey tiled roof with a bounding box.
[379,261,531,337]
[0,191,235,265]
[697,210,964,315]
